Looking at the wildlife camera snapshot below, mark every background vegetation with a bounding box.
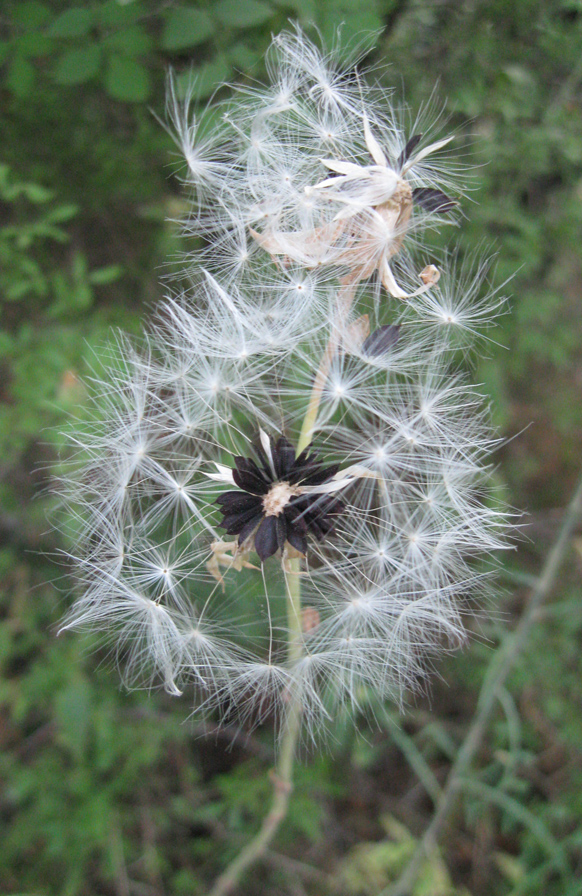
[1,1,582,894]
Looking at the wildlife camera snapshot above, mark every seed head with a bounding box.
[213,434,348,560]
[55,28,510,742]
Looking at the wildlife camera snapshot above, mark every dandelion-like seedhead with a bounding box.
[57,28,510,741]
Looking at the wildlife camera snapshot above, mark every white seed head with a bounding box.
[54,28,511,743]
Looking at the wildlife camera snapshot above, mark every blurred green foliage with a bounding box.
[1,1,582,894]
[0,164,125,466]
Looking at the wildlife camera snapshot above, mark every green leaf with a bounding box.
[48,8,94,38]
[271,0,315,16]
[6,278,34,302]
[11,1,51,29]
[53,44,102,84]
[318,5,384,46]
[55,678,92,760]
[104,54,150,102]
[88,264,124,286]
[72,250,89,281]
[22,183,55,203]
[97,0,144,27]
[101,24,153,56]
[6,55,35,97]
[15,31,54,57]
[0,331,13,356]
[161,7,215,51]
[179,57,230,101]
[213,0,274,28]
[44,203,79,223]
[227,41,259,70]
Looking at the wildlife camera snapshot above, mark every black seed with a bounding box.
[237,512,263,545]
[234,455,270,484]
[299,462,340,487]
[362,324,401,356]
[304,497,344,537]
[216,435,347,560]
[216,492,262,514]
[286,526,307,554]
[397,133,422,170]
[232,458,270,495]
[305,515,327,540]
[285,504,309,536]
[412,187,458,214]
[255,444,274,480]
[275,437,296,478]
[221,505,264,535]
[254,516,279,561]
[276,515,287,551]
[293,447,311,469]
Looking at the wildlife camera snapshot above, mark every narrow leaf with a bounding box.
[48,8,93,38]
[105,55,150,102]
[213,0,274,28]
[161,8,215,51]
[54,45,101,84]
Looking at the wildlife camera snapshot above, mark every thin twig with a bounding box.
[383,472,582,896]
[206,762,297,896]
[382,709,443,806]
[204,814,330,886]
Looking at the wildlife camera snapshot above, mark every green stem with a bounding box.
[208,277,354,891]
[296,278,357,454]
[207,561,303,896]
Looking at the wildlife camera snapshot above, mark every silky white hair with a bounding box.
[56,28,510,742]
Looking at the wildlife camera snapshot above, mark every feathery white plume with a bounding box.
[56,28,510,741]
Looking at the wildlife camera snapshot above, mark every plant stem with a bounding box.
[209,275,354,891]
[207,568,304,896]
[296,278,357,454]
[383,471,582,896]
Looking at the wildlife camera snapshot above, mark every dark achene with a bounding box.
[216,436,345,562]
